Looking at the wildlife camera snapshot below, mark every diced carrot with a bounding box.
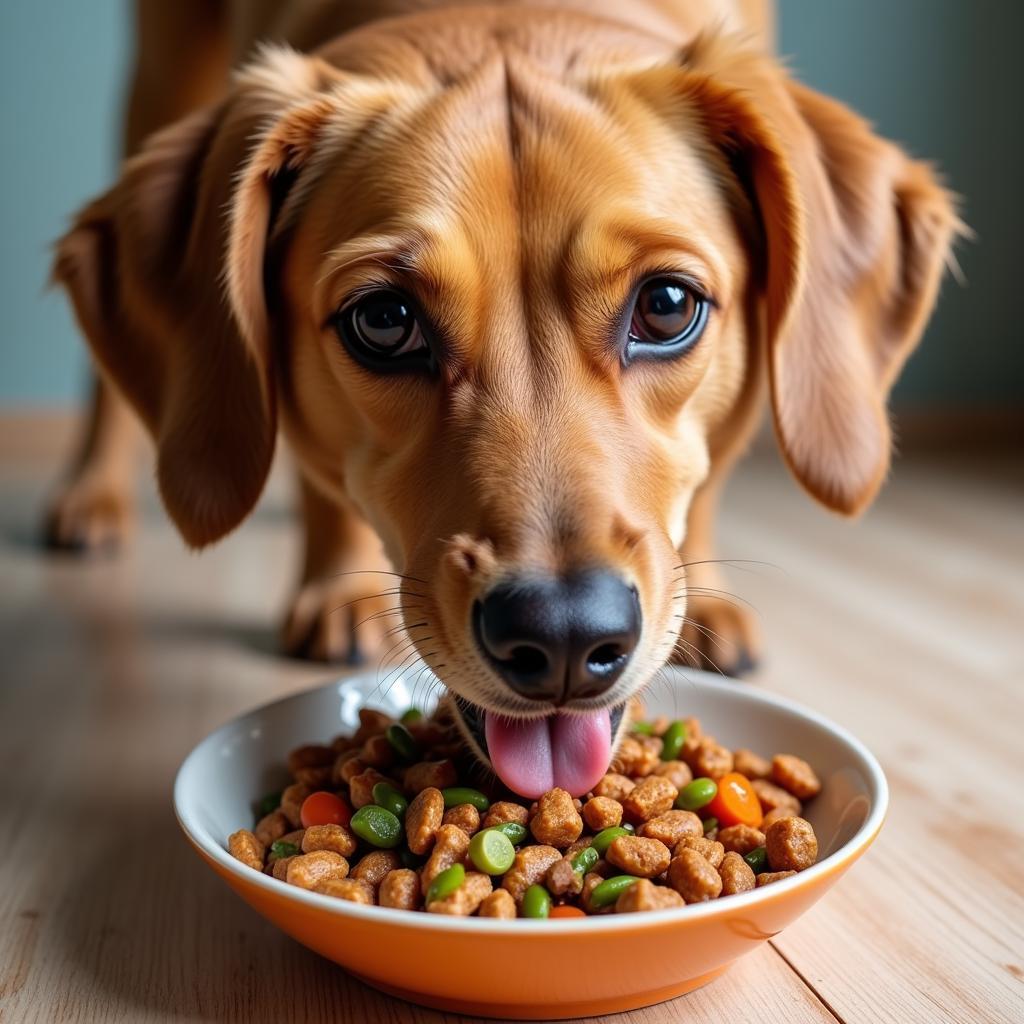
[706,772,763,829]
[548,905,587,918]
[300,791,352,829]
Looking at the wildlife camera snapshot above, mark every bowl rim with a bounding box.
[173,671,888,934]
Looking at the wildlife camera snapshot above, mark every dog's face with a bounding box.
[55,15,957,796]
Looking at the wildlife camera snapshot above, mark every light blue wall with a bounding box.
[0,1,1020,406]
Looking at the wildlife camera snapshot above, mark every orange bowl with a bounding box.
[173,670,887,1019]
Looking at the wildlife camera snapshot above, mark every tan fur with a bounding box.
[49,0,957,686]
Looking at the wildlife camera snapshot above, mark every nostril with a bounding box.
[586,642,628,676]
[508,645,548,676]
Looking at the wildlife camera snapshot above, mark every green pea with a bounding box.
[385,723,420,761]
[269,840,300,860]
[522,884,551,919]
[702,816,719,835]
[676,777,718,811]
[590,875,639,909]
[400,848,425,870]
[483,822,528,846]
[744,846,768,874]
[441,787,490,812]
[426,863,465,904]
[350,805,403,848]
[591,826,630,857]
[571,845,599,875]
[258,791,281,816]
[372,781,408,820]
[469,828,516,875]
[400,707,424,725]
[631,721,654,735]
[660,720,688,761]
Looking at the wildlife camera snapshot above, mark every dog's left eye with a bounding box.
[626,278,709,362]
[333,289,431,371]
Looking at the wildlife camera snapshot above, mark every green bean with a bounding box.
[385,723,420,761]
[570,845,599,875]
[350,805,403,848]
[441,787,490,811]
[426,863,465,904]
[468,829,516,875]
[258,791,282,816]
[676,777,718,811]
[400,707,424,725]
[372,781,408,820]
[744,846,768,874]
[660,720,687,761]
[631,721,654,735]
[483,822,528,845]
[522,884,551,919]
[591,826,630,857]
[702,816,719,835]
[269,840,300,860]
[589,875,639,909]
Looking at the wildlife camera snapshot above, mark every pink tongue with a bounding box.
[484,709,612,799]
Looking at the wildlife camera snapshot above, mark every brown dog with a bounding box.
[48,0,957,797]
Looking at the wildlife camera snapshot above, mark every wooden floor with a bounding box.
[1,420,1021,1024]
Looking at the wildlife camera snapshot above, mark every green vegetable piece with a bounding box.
[385,723,420,761]
[676,777,718,811]
[744,846,768,874]
[702,816,719,835]
[590,875,639,909]
[258,791,282,816]
[400,708,424,725]
[469,828,516,875]
[591,826,630,857]
[426,863,465,904]
[570,845,599,875]
[660,720,688,761]
[269,840,300,860]
[631,721,654,735]
[372,781,408,820]
[483,822,528,845]
[441,787,490,812]
[522,884,551,919]
[350,805,403,848]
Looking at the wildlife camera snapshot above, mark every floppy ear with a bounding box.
[645,38,961,514]
[52,48,342,546]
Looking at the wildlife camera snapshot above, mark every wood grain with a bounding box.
[1,428,1021,1023]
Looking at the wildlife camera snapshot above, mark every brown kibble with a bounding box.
[502,845,562,903]
[530,788,583,848]
[421,824,470,896]
[286,850,349,890]
[331,747,363,785]
[406,786,445,855]
[404,759,458,793]
[351,850,401,889]
[757,870,797,887]
[615,878,685,913]
[293,765,333,788]
[733,748,771,780]
[581,871,611,914]
[593,773,636,801]
[760,806,791,832]
[427,871,492,915]
[379,869,422,910]
[442,803,481,835]
[612,736,645,776]
[479,889,517,919]
[302,823,357,858]
[360,733,396,769]
[633,735,664,775]
[339,755,366,785]
[765,816,818,872]
[545,857,584,897]
[674,834,725,869]
[353,708,393,743]
[315,877,375,904]
[718,851,757,895]
[752,778,802,815]
[693,738,734,780]
[582,796,623,831]
[482,801,529,828]
[621,776,678,822]
[607,836,672,878]
[287,744,335,776]
[667,849,723,903]
[638,809,702,846]
[228,829,265,871]
[271,855,296,880]
[771,755,821,800]
[348,768,390,809]
[277,828,306,849]
[718,824,766,856]
[280,783,312,828]
[254,810,289,847]
[653,760,693,790]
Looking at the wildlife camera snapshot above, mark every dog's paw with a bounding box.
[671,591,761,678]
[282,575,409,664]
[43,476,134,554]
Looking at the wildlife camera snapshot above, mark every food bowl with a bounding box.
[173,669,887,1019]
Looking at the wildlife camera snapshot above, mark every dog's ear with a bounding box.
[52,48,344,546]
[638,39,961,514]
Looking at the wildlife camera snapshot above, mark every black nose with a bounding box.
[474,569,641,702]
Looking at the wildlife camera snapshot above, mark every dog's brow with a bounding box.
[317,233,450,305]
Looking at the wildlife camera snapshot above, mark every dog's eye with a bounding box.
[333,289,431,370]
[626,278,709,362]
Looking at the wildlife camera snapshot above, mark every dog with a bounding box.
[48,0,958,797]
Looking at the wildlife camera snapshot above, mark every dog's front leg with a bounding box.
[282,474,405,663]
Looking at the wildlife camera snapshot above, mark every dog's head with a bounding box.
[54,12,958,796]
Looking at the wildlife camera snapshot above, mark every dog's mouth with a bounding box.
[452,696,626,798]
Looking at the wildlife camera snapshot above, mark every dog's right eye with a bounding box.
[332,289,433,372]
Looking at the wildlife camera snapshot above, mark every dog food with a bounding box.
[228,703,822,917]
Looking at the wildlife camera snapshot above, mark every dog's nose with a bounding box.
[474,570,641,702]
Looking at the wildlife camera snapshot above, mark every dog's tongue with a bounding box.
[484,709,612,799]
